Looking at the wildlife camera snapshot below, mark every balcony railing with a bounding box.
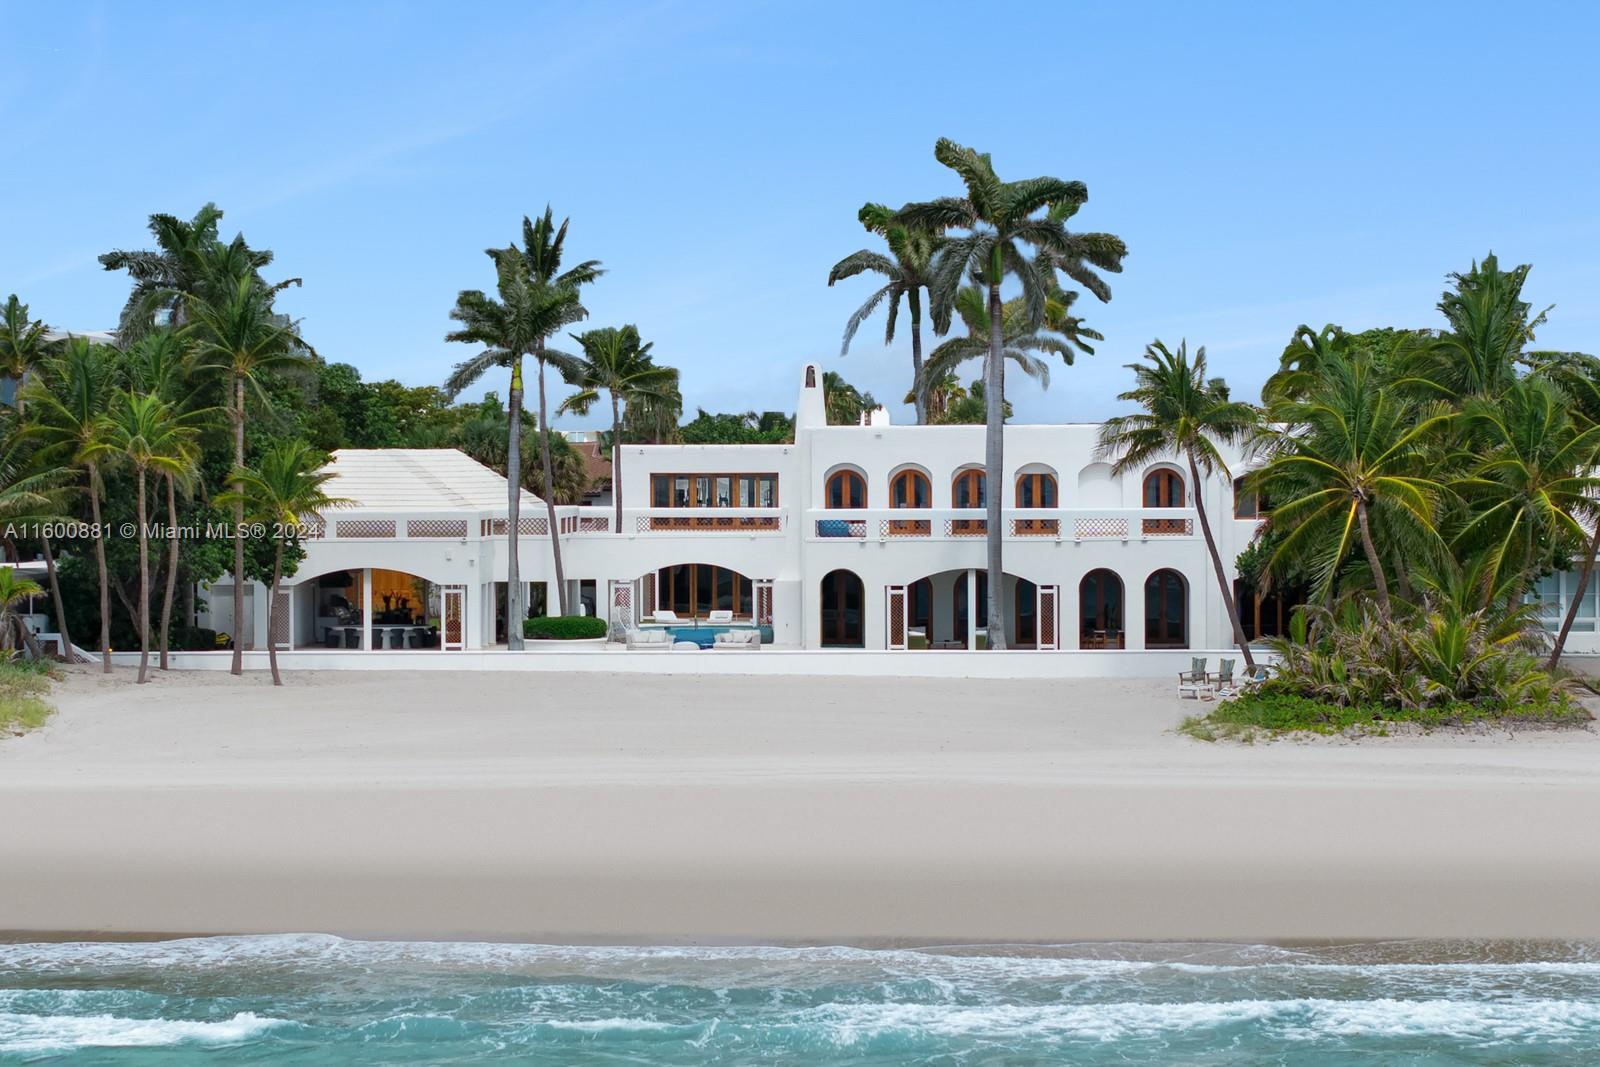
[806,508,1200,542]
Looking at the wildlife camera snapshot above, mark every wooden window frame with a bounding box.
[952,468,986,534]
[825,469,867,510]
[1015,471,1059,536]
[889,469,931,535]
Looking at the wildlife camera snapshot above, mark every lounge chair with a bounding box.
[712,629,759,650]
[1178,657,1213,700]
[1210,658,1236,696]
[625,628,672,650]
[707,609,734,624]
[652,610,681,624]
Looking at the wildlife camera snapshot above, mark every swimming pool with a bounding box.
[655,624,772,648]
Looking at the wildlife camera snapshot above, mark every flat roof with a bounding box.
[322,449,541,512]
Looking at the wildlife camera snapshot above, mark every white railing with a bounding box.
[805,508,1200,542]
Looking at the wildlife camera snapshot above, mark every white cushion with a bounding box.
[707,610,734,623]
[652,610,680,623]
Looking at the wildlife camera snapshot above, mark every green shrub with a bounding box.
[523,615,608,640]
[1182,689,1591,741]
[0,657,58,737]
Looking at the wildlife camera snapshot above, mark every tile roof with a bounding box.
[321,449,541,512]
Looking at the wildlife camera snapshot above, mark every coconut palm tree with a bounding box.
[124,327,210,670]
[446,249,587,636]
[513,209,603,616]
[1450,377,1600,611]
[1097,341,1262,669]
[0,568,45,660]
[828,204,942,423]
[1254,353,1454,619]
[107,391,201,683]
[820,371,879,426]
[895,139,1124,648]
[20,338,120,671]
[559,325,678,532]
[0,295,61,415]
[189,275,314,675]
[0,440,73,658]
[1534,353,1600,668]
[216,441,344,686]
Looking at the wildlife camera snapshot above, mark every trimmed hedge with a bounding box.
[523,615,608,640]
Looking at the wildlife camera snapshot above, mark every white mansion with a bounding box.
[199,362,1600,657]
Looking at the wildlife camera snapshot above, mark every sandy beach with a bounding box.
[2,666,1599,944]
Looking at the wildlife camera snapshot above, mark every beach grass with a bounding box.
[0,657,59,736]
[1180,690,1594,742]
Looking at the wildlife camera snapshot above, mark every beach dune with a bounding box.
[3,668,1598,943]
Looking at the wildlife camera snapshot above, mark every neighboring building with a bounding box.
[0,328,117,407]
[564,431,614,508]
[203,362,1600,655]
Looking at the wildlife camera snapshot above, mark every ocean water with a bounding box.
[4,936,1600,1064]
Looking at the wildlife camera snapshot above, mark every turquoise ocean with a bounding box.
[4,936,1600,1064]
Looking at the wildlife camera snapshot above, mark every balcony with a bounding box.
[805,508,1199,542]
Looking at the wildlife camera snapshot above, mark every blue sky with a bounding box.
[3,1,1597,426]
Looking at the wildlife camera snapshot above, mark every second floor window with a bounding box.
[1143,469,1184,508]
[953,469,986,509]
[891,469,930,508]
[825,470,866,509]
[651,473,779,508]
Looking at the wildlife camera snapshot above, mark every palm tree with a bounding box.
[1097,341,1262,669]
[560,325,678,532]
[21,338,119,671]
[189,275,313,675]
[0,568,45,660]
[99,204,293,340]
[1254,354,1454,619]
[820,371,878,426]
[513,208,604,616]
[828,204,942,423]
[124,327,209,670]
[921,285,1097,396]
[1535,353,1600,668]
[0,439,72,658]
[0,295,60,415]
[216,442,344,686]
[895,139,1125,648]
[107,391,201,683]
[446,249,586,640]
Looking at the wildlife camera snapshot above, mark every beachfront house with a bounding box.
[198,362,1600,656]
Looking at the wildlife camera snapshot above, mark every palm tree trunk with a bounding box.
[39,537,72,662]
[86,461,111,673]
[1548,521,1600,670]
[135,468,150,684]
[611,391,623,534]
[536,351,569,616]
[231,374,245,675]
[159,472,180,670]
[505,357,525,650]
[1355,497,1392,617]
[1188,452,1255,671]
[266,540,283,686]
[983,280,1007,650]
[909,290,927,425]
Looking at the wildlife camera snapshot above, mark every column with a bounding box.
[966,568,978,650]
[362,567,374,651]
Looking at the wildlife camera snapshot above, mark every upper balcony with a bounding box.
[802,507,1198,543]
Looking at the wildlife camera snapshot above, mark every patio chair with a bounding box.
[712,629,759,650]
[1210,658,1236,696]
[1178,657,1212,700]
[1239,662,1272,693]
[652,609,681,624]
[707,609,734,624]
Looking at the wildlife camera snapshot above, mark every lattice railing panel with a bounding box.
[1141,517,1194,536]
[1074,518,1128,539]
[299,518,326,539]
[888,589,906,648]
[815,518,867,538]
[270,592,291,647]
[486,517,548,536]
[641,515,784,533]
[755,581,773,625]
[878,518,932,538]
[1039,587,1057,650]
[1010,518,1060,537]
[944,519,987,537]
[579,516,610,532]
[335,519,396,539]
[406,519,468,539]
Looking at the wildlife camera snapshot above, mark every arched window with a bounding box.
[1015,471,1059,535]
[825,469,866,509]
[1080,569,1124,649]
[820,569,865,647]
[1142,469,1188,535]
[1144,569,1187,649]
[889,469,931,536]
[805,365,817,388]
[952,469,986,535]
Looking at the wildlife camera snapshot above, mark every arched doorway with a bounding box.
[1145,569,1188,648]
[1080,569,1124,649]
[951,467,986,535]
[820,569,864,647]
[1014,470,1059,535]
[889,467,932,536]
[1142,468,1188,535]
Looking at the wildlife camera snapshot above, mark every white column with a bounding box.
[966,568,978,650]
[362,567,373,651]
